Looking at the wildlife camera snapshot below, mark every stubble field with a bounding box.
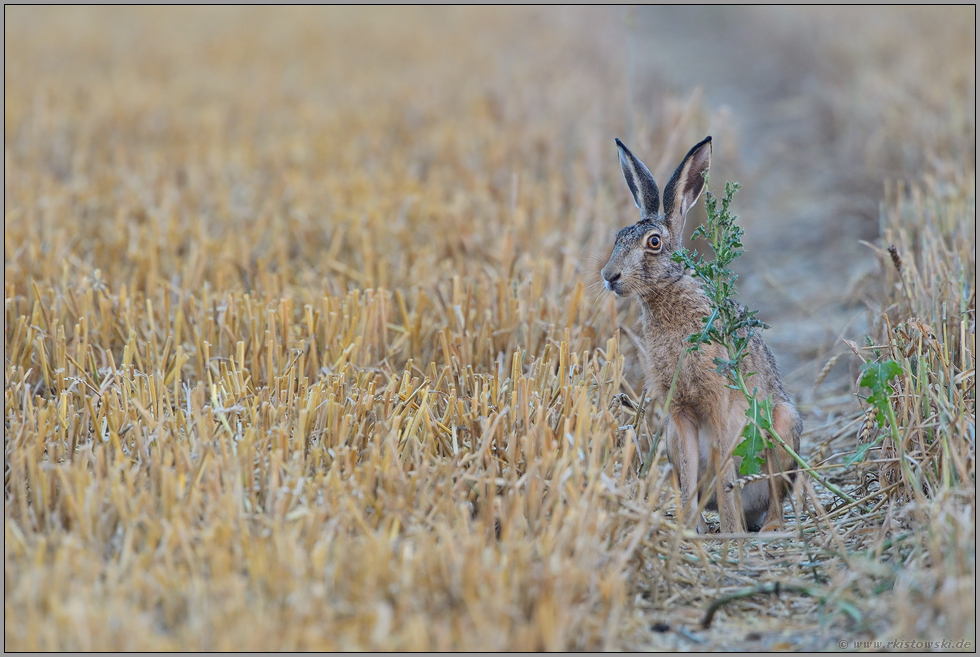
[4,7,975,651]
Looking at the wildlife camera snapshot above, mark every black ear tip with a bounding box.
[615,137,626,149]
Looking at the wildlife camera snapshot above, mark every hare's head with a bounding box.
[601,136,711,297]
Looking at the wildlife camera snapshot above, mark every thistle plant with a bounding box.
[671,181,775,475]
[673,181,859,504]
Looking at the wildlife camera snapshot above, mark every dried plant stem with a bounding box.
[701,581,862,629]
[761,419,863,508]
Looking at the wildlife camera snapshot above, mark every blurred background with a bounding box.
[6,6,974,398]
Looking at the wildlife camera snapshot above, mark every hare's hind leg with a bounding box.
[759,402,802,532]
[756,449,785,532]
[713,440,746,534]
[666,412,709,534]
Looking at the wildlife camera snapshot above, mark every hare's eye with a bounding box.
[646,234,662,250]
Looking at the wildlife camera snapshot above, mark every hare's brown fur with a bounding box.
[602,136,802,533]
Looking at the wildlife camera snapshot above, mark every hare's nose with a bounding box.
[604,272,621,284]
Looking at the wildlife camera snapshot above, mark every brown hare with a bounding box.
[601,136,802,533]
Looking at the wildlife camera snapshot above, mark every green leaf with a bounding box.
[859,359,902,425]
[734,396,774,476]
[859,359,902,390]
[843,441,875,466]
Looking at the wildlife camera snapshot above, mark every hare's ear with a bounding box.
[662,136,711,237]
[616,138,660,218]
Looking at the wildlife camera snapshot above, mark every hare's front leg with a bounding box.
[719,459,746,534]
[667,412,708,534]
[714,414,747,534]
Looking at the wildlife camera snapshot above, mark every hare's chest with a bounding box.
[642,338,724,411]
